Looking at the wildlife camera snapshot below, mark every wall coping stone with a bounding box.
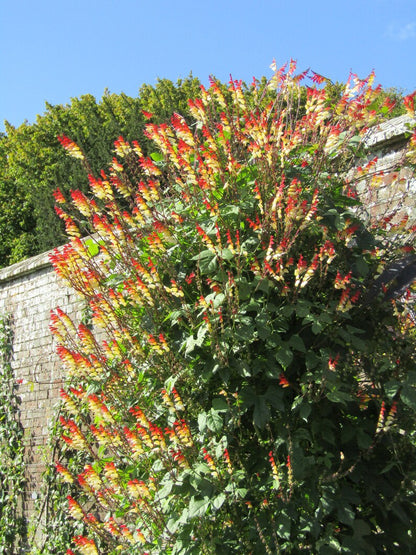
[364,114,415,148]
[0,249,53,284]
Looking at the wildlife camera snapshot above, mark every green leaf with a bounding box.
[235,325,256,343]
[197,324,208,343]
[257,323,271,340]
[391,501,411,525]
[384,380,400,399]
[257,279,271,293]
[291,395,303,412]
[156,481,173,500]
[296,300,312,318]
[352,519,371,538]
[184,335,197,355]
[401,384,416,409]
[349,135,361,146]
[305,351,320,369]
[184,326,207,355]
[166,518,180,535]
[312,320,323,334]
[212,398,228,412]
[337,503,355,526]
[300,402,311,422]
[265,386,284,410]
[405,371,416,386]
[327,389,351,405]
[253,396,270,428]
[237,279,252,301]
[289,334,306,352]
[275,346,293,369]
[150,151,164,161]
[276,512,291,540]
[212,493,226,510]
[220,248,234,260]
[357,429,372,449]
[188,496,210,518]
[240,386,255,408]
[192,249,215,260]
[265,364,282,380]
[318,542,341,554]
[354,256,370,277]
[380,460,398,474]
[232,359,251,377]
[198,412,207,433]
[85,238,100,257]
[206,409,223,432]
[222,204,240,218]
[189,475,214,497]
[199,255,218,274]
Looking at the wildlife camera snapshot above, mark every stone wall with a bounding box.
[359,114,416,227]
[0,249,83,532]
[0,115,414,541]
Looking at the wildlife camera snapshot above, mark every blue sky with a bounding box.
[1,0,415,132]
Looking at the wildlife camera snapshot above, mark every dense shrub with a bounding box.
[45,63,416,553]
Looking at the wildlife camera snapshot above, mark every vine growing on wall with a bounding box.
[29,412,88,554]
[0,313,26,551]
[43,63,416,553]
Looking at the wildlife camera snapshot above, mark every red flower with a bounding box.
[328,354,340,371]
[311,71,328,85]
[186,272,196,284]
[404,91,416,114]
[279,373,290,388]
[53,188,66,204]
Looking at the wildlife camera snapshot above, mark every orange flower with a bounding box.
[67,496,84,521]
[404,91,416,115]
[56,462,73,484]
[269,451,280,485]
[376,401,386,434]
[72,536,98,555]
[58,135,85,160]
[279,373,290,388]
[53,188,66,204]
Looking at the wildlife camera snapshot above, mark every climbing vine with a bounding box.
[29,412,87,554]
[0,313,26,551]
[47,65,416,553]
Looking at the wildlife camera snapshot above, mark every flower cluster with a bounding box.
[49,64,416,553]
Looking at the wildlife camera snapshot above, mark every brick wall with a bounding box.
[358,114,416,227]
[0,250,83,537]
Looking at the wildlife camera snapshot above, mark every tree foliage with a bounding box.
[37,64,416,554]
[0,75,202,268]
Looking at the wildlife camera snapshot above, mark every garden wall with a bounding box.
[0,250,83,537]
[0,114,414,540]
[359,114,416,225]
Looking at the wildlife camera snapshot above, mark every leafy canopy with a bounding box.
[0,75,202,268]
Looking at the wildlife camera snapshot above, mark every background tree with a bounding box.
[0,75,202,268]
